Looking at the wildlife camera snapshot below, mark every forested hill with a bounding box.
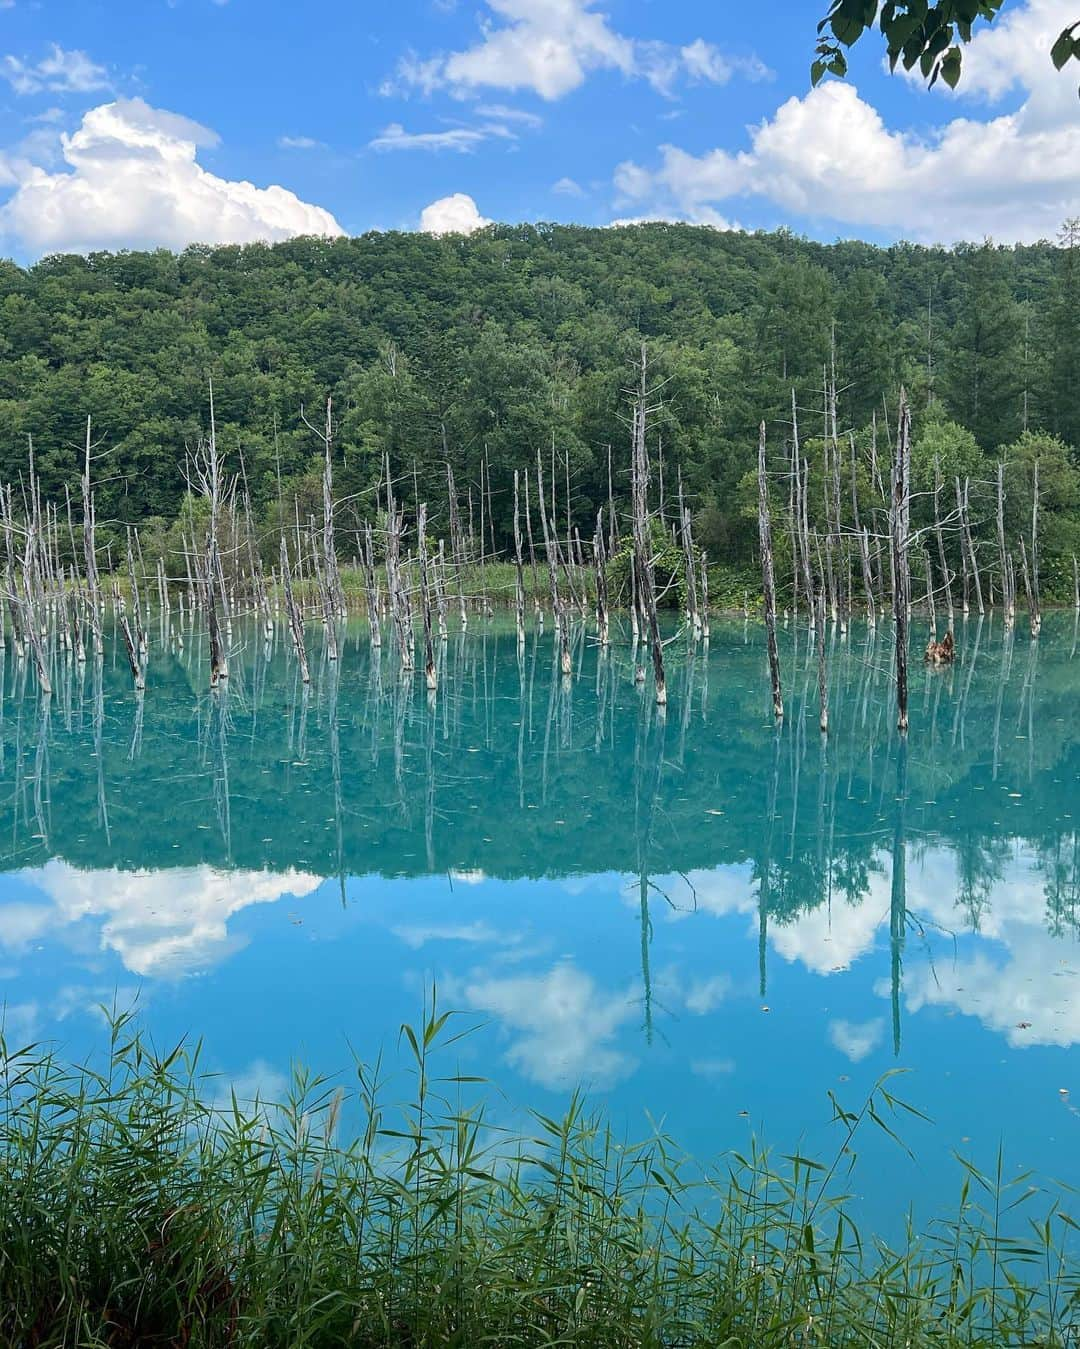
[1,222,1078,573]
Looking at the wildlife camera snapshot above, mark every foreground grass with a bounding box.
[1,1003,1077,1348]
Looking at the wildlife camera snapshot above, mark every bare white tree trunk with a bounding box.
[757,422,783,720]
[892,393,912,732]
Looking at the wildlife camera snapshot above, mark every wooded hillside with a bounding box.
[1,221,1077,579]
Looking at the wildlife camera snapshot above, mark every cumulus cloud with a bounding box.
[449,961,638,1089]
[900,926,1080,1049]
[905,0,1078,127]
[0,98,344,256]
[614,0,1080,244]
[386,0,767,101]
[2,45,108,96]
[553,175,585,196]
[615,80,1080,243]
[419,191,491,234]
[897,844,1080,1050]
[3,860,323,977]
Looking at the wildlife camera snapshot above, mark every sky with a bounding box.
[0,0,1078,262]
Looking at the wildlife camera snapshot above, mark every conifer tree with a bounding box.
[1045,219,1080,449]
[945,244,1022,450]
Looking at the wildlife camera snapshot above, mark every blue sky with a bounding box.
[0,0,1077,260]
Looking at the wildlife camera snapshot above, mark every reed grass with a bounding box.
[1,998,1077,1347]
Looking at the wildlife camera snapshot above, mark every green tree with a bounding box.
[837,270,895,429]
[945,245,1022,450]
[1044,219,1080,449]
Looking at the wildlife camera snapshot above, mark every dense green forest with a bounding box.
[1,221,1078,586]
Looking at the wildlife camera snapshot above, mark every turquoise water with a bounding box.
[1,611,1078,1229]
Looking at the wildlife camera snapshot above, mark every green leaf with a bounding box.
[940,47,962,89]
[1051,24,1079,70]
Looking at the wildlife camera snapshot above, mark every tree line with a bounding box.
[0,220,1077,590]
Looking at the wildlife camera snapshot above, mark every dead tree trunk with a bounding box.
[280,535,310,683]
[362,522,381,647]
[446,464,468,631]
[859,525,876,627]
[119,613,144,690]
[126,529,146,667]
[20,532,51,695]
[513,470,526,648]
[791,389,815,628]
[594,509,610,648]
[417,503,437,690]
[537,455,570,676]
[924,546,937,639]
[632,346,666,707]
[956,476,983,616]
[1030,459,1042,637]
[519,468,539,622]
[678,472,700,639]
[815,582,828,734]
[81,416,103,657]
[892,393,912,732]
[997,462,1014,626]
[933,457,954,633]
[757,422,783,720]
[385,463,413,671]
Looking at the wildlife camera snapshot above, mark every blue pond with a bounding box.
[1,611,1077,1234]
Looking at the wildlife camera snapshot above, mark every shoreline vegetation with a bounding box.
[2,1006,1078,1348]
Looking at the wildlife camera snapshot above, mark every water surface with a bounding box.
[1,612,1078,1229]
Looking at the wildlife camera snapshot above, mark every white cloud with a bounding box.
[277,135,324,150]
[370,122,489,153]
[393,920,512,948]
[553,175,585,196]
[212,1058,291,1112]
[0,902,54,949]
[388,0,767,101]
[419,191,491,234]
[684,973,732,1014]
[450,961,638,1089]
[900,925,1080,1049]
[440,0,634,100]
[680,39,771,87]
[0,1001,39,1045]
[614,38,1080,244]
[0,98,344,256]
[896,844,1080,1050]
[908,0,1078,128]
[768,883,888,974]
[474,102,543,127]
[6,860,323,977]
[2,44,108,96]
[828,1017,885,1063]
